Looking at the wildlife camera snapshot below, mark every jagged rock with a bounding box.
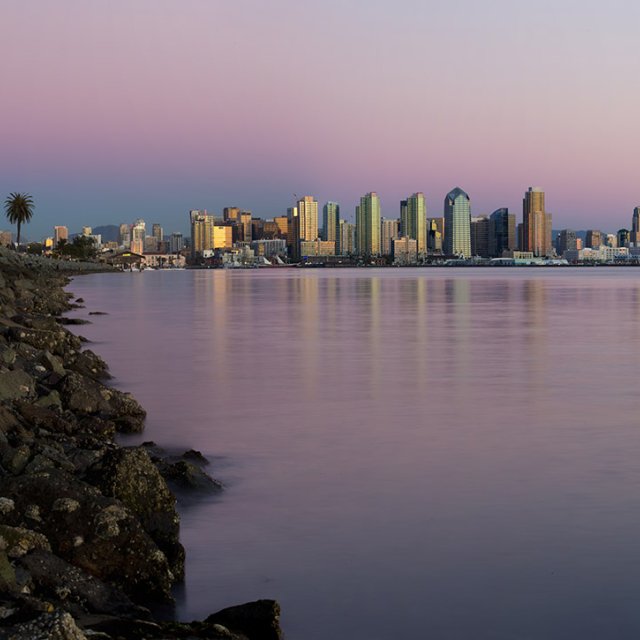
[85,448,184,581]
[159,459,224,493]
[0,525,51,558]
[206,600,283,640]
[0,610,88,640]
[19,550,145,617]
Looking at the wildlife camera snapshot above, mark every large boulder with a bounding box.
[85,447,184,580]
[206,600,283,640]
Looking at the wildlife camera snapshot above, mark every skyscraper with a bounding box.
[522,187,552,256]
[630,207,640,246]
[338,221,356,255]
[404,193,428,255]
[444,187,471,258]
[470,216,490,257]
[297,196,318,242]
[130,219,146,254]
[53,226,68,247]
[322,202,340,244]
[356,192,381,256]
[488,208,515,257]
[190,210,213,258]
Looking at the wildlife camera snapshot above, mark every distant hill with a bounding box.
[92,225,120,243]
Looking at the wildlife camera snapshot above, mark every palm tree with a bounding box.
[4,192,35,246]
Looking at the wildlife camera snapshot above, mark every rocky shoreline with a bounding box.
[0,248,282,639]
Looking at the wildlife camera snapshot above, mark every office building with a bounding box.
[470,215,490,257]
[130,219,146,255]
[444,187,471,258]
[190,210,213,258]
[297,196,318,242]
[322,202,340,244]
[427,217,444,253]
[488,208,515,257]
[522,187,552,256]
[404,192,428,255]
[169,232,184,253]
[356,192,381,256]
[617,229,630,248]
[630,207,640,246]
[392,237,418,265]
[556,229,577,255]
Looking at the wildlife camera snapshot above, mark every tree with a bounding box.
[4,192,34,246]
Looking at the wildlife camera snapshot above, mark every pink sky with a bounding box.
[1,0,639,237]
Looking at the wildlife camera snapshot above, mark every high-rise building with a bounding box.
[287,206,299,260]
[356,192,381,256]
[130,219,146,254]
[240,212,252,243]
[630,207,640,246]
[585,229,603,249]
[617,228,630,248]
[81,226,92,237]
[190,210,213,258]
[152,224,163,244]
[556,229,577,255]
[119,223,130,248]
[338,221,356,255]
[522,187,552,256]
[53,226,68,247]
[470,216,490,257]
[170,232,184,253]
[404,193,428,255]
[392,237,418,265]
[488,208,515,257]
[273,216,288,238]
[444,187,471,258]
[297,196,318,242]
[322,202,340,244]
[380,218,400,256]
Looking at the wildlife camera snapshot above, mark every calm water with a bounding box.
[69,268,640,639]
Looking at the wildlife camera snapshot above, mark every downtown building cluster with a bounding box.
[188,187,558,266]
[17,188,640,267]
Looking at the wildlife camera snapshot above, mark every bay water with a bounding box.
[68,268,640,639]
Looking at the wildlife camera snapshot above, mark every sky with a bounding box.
[1,0,639,239]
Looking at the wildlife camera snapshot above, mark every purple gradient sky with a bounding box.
[2,0,639,239]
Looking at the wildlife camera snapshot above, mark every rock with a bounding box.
[0,370,35,402]
[88,311,108,315]
[206,600,283,640]
[0,550,17,594]
[55,318,90,325]
[182,449,210,465]
[85,448,184,580]
[0,498,15,515]
[1,610,88,640]
[160,460,224,493]
[0,525,51,558]
[19,550,145,617]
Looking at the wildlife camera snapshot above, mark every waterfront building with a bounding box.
[53,226,68,248]
[356,192,381,256]
[522,187,552,256]
[82,226,92,237]
[152,223,163,245]
[190,210,213,258]
[251,239,287,258]
[0,231,12,247]
[404,193,428,255]
[630,207,640,246]
[287,206,299,260]
[381,218,400,256]
[585,229,603,248]
[297,196,318,243]
[392,237,418,265]
[605,234,617,248]
[144,236,158,253]
[617,229,629,248]
[322,202,340,244]
[470,215,490,257]
[300,240,336,257]
[556,229,577,255]
[338,220,356,255]
[488,208,515,257]
[444,187,471,258]
[212,225,233,250]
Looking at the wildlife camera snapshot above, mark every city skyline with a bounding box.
[3,0,640,237]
